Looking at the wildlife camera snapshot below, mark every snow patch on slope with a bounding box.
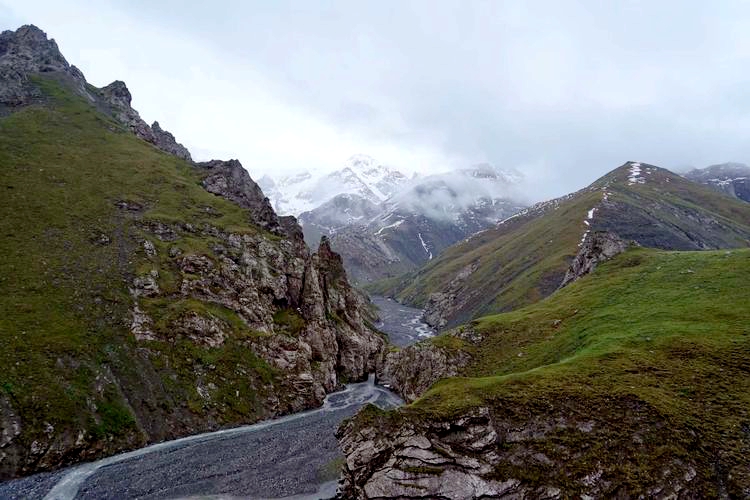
[375,219,404,236]
[418,232,433,260]
[628,162,645,185]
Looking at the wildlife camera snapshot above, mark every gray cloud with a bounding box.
[4,0,750,200]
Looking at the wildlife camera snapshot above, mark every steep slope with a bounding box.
[374,161,750,329]
[684,162,750,203]
[339,248,750,498]
[314,164,526,283]
[0,25,384,479]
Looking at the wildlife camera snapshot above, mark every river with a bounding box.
[0,297,434,500]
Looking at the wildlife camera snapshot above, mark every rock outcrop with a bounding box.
[337,399,708,499]
[0,25,88,108]
[151,121,192,161]
[0,25,191,161]
[0,24,387,480]
[377,327,476,402]
[128,219,386,417]
[559,231,631,288]
[197,159,282,234]
[96,80,192,161]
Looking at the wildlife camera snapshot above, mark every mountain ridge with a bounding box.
[296,163,527,283]
[372,161,750,329]
[684,162,750,203]
[0,24,385,480]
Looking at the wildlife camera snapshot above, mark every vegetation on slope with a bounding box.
[370,163,750,329]
[0,75,284,475]
[363,247,750,496]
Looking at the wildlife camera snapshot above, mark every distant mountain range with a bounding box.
[258,154,410,216]
[683,162,750,203]
[260,158,527,283]
[372,161,750,329]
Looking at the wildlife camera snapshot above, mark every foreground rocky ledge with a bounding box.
[337,397,724,499]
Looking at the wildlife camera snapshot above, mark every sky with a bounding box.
[3,0,750,200]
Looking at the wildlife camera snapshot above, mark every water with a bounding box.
[370,295,436,346]
[0,297,433,500]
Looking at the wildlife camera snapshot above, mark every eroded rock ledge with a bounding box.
[377,326,477,403]
[337,397,709,499]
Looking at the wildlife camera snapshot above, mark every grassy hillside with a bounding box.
[356,247,750,496]
[0,75,296,476]
[372,163,750,328]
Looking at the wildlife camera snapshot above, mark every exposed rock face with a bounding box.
[96,80,192,161]
[0,25,88,107]
[337,399,707,499]
[151,121,192,161]
[377,328,475,402]
[0,25,191,161]
[422,262,479,329]
[559,231,630,288]
[197,159,282,234]
[127,213,386,417]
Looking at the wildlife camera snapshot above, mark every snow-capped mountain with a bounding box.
[683,163,750,203]
[297,162,527,283]
[261,156,528,283]
[258,155,409,216]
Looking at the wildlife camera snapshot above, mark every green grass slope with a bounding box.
[373,162,750,328]
[359,247,750,496]
[0,76,290,476]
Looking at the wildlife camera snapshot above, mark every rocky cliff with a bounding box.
[0,25,190,160]
[337,400,713,500]
[0,24,385,479]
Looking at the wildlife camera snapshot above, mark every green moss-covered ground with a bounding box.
[370,165,750,330]
[0,75,281,470]
[379,248,750,495]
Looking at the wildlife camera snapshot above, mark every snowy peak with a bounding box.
[343,154,409,201]
[260,155,410,216]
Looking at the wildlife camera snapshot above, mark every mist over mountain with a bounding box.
[386,163,524,222]
[258,154,409,216]
[684,162,750,203]
[283,161,526,283]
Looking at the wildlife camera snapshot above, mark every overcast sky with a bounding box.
[3,1,750,200]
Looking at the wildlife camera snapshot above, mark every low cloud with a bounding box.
[4,0,750,201]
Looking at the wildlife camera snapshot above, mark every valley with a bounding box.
[2,19,750,500]
[0,298,430,500]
